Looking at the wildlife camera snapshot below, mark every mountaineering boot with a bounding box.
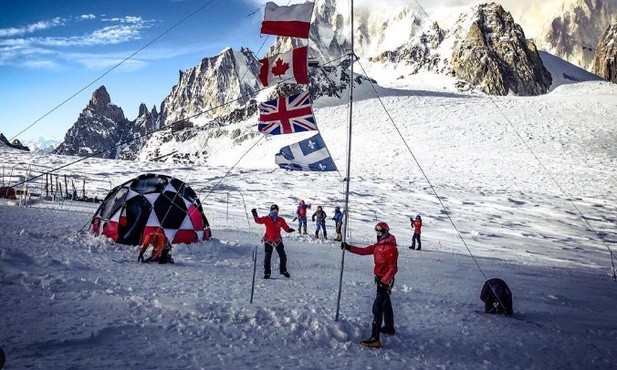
[298,229,302,234]
[302,227,307,234]
[409,245,415,250]
[323,232,327,240]
[315,231,319,238]
[360,337,381,348]
[335,232,342,241]
[264,273,271,279]
[281,271,291,278]
[380,326,396,336]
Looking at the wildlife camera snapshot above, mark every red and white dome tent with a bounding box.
[90,173,211,245]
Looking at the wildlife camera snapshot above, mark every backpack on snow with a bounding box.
[480,278,513,316]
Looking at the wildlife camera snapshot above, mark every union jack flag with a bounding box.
[258,92,317,135]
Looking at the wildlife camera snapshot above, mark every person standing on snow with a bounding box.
[312,205,328,239]
[410,215,422,250]
[252,204,294,279]
[294,200,311,234]
[332,206,344,241]
[341,222,398,349]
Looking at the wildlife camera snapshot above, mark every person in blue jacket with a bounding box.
[332,206,343,241]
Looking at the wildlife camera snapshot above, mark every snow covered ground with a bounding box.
[1,57,617,368]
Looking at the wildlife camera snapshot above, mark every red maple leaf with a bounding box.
[271,58,289,77]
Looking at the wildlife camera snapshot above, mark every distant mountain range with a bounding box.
[52,0,617,162]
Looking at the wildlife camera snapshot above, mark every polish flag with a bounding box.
[259,46,309,87]
[261,2,314,39]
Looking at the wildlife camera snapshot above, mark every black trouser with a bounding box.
[412,233,421,249]
[371,280,394,339]
[264,241,287,274]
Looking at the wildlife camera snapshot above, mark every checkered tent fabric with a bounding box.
[90,173,211,245]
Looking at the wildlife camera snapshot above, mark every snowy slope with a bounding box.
[1,76,616,368]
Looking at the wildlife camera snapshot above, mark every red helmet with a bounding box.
[375,222,389,233]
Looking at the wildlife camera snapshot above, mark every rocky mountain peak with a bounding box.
[592,22,617,82]
[138,103,149,117]
[450,3,552,95]
[90,85,112,110]
[54,85,131,159]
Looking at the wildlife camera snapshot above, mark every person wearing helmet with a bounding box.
[341,221,399,349]
[410,214,422,250]
[251,204,295,279]
[332,206,344,241]
[295,200,311,234]
[311,205,328,239]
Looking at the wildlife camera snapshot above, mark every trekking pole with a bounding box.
[250,244,257,303]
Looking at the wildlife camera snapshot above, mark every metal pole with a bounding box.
[250,245,258,303]
[335,0,355,322]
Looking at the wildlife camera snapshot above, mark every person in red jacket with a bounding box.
[410,214,422,250]
[252,204,295,279]
[341,221,399,349]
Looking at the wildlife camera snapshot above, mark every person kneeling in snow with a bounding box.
[138,232,174,264]
[341,221,399,349]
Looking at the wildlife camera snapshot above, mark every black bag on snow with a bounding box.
[480,278,513,316]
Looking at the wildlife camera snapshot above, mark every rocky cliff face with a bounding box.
[592,22,617,82]
[54,86,130,158]
[159,47,262,126]
[369,3,552,95]
[0,133,30,151]
[54,86,159,159]
[117,103,160,160]
[540,0,616,71]
[450,3,552,95]
[368,22,447,74]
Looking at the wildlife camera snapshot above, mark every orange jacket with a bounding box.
[140,233,169,260]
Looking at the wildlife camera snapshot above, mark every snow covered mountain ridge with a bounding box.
[54,0,609,162]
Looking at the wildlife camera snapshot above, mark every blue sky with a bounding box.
[0,0,274,142]
[0,0,547,143]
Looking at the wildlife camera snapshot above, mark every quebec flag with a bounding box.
[275,133,337,171]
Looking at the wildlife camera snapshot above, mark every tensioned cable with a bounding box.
[355,58,523,319]
[10,0,221,142]
[410,0,616,281]
[10,54,349,190]
[485,98,616,281]
[354,59,491,282]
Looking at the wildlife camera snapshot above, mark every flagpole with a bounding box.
[335,0,354,322]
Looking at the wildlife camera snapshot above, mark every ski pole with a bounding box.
[250,245,257,303]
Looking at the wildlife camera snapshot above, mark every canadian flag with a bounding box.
[261,2,314,39]
[259,46,309,87]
